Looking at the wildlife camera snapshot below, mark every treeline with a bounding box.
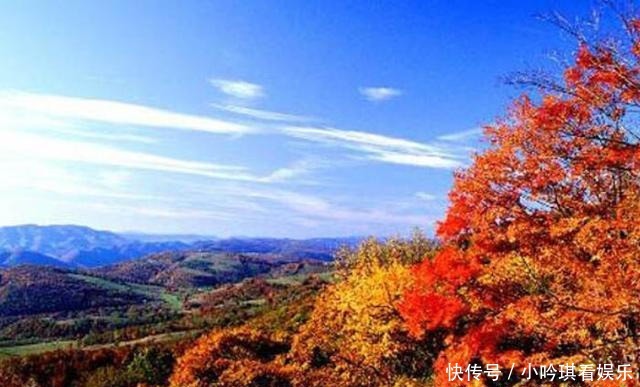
[0,344,181,387]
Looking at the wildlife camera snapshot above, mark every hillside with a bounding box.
[67,240,190,268]
[0,251,69,268]
[0,266,147,317]
[93,251,330,288]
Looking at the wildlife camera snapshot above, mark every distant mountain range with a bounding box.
[0,224,360,268]
[0,250,69,268]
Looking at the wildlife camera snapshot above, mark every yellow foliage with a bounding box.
[290,234,438,386]
[169,327,290,387]
[170,233,437,386]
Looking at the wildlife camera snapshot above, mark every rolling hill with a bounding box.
[0,251,69,268]
[93,251,330,289]
[0,266,148,317]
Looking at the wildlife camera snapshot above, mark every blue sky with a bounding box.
[0,1,590,237]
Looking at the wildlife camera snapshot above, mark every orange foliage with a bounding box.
[289,236,439,386]
[169,327,291,387]
[169,236,438,387]
[401,17,640,385]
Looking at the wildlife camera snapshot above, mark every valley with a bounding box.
[0,225,341,362]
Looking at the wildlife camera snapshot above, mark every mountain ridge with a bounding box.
[0,224,362,268]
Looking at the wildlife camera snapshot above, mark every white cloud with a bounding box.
[0,160,156,201]
[281,126,464,169]
[0,91,253,135]
[359,87,402,102]
[260,164,310,183]
[415,192,437,201]
[437,127,483,142]
[87,202,236,221]
[278,191,429,225]
[211,103,313,122]
[0,129,288,183]
[47,126,158,144]
[209,79,265,100]
[256,158,333,184]
[98,170,132,188]
[181,180,435,228]
[238,187,430,226]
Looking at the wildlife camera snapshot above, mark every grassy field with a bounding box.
[70,273,184,310]
[0,330,202,359]
[266,271,334,285]
[0,269,329,361]
[0,340,77,358]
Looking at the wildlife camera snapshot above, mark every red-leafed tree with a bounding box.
[401,9,640,385]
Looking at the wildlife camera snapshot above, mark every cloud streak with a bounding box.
[0,91,253,135]
[0,160,157,201]
[282,126,464,169]
[245,187,433,227]
[87,201,237,221]
[0,130,286,183]
[211,103,313,123]
[209,79,265,100]
[198,184,433,227]
[415,192,437,201]
[47,126,158,144]
[437,127,483,142]
[359,87,402,102]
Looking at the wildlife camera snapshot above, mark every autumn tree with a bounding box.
[290,233,440,386]
[401,8,640,385]
[169,233,437,387]
[169,327,292,387]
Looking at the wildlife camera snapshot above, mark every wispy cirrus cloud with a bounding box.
[281,126,465,169]
[0,91,253,135]
[359,86,402,102]
[194,184,434,228]
[87,201,238,221]
[211,103,313,123]
[244,187,434,229]
[256,157,339,184]
[209,79,265,100]
[0,130,284,183]
[47,126,158,144]
[415,192,437,201]
[259,161,313,183]
[437,127,483,142]
[0,160,157,201]
[0,86,463,235]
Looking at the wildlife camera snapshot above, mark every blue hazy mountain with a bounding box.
[0,250,70,268]
[0,225,361,268]
[0,225,188,267]
[192,237,362,261]
[120,232,218,243]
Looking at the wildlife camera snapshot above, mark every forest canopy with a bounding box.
[401,6,640,385]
